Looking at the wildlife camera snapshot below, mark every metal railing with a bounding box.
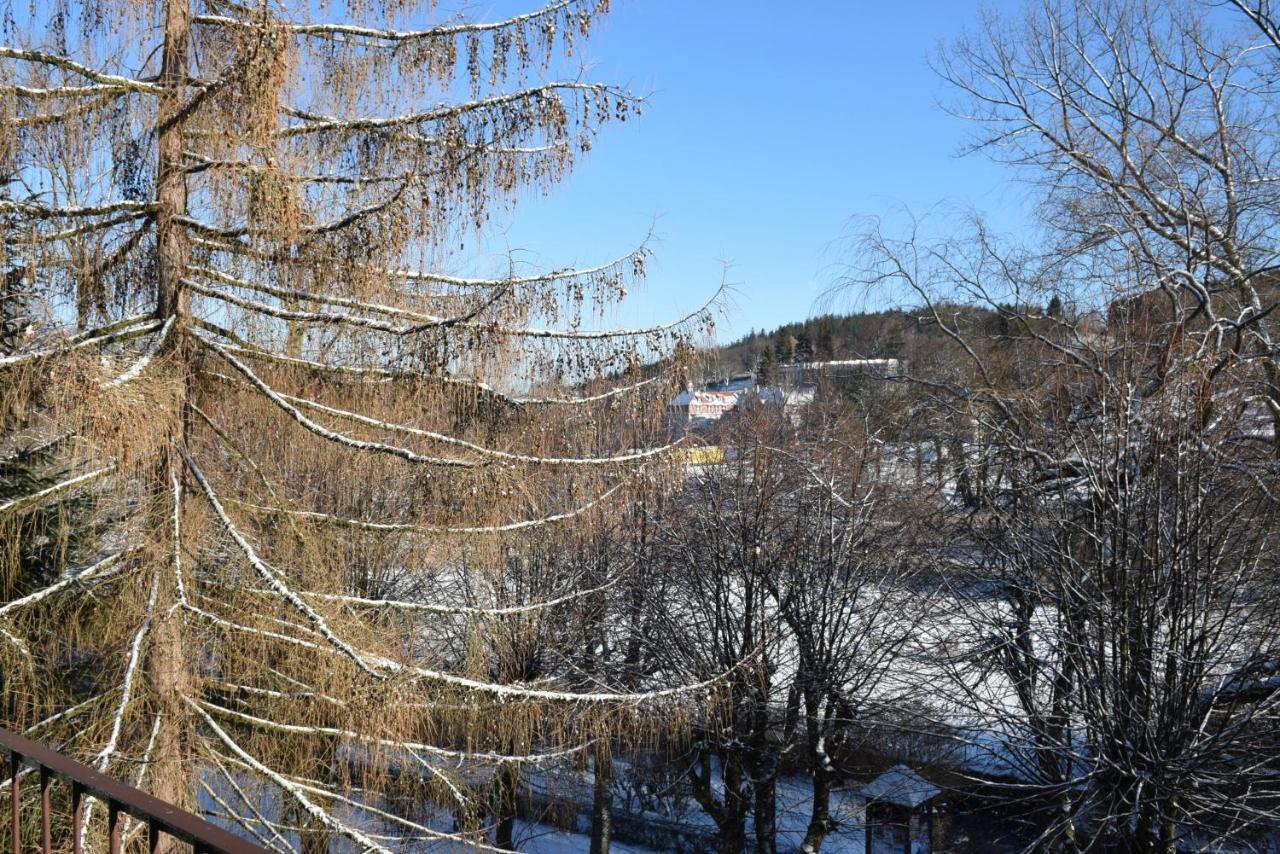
[1,726,268,853]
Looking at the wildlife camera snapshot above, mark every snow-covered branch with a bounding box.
[180,446,386,678]
[228,479,626,534]
[0,47,162,93]
[0,465,117,517]
[207,367,682,467]
[0,316,160,369]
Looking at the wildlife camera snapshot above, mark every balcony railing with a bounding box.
[1,726,268,853]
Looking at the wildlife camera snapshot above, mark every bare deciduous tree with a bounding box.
[841,2,1280,849]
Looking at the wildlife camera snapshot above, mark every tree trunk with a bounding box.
[156,0,190,323]
[721,750,750,854]
[800,695,835,854]
[590,752,613,854]
[800,763,833,854]
[494,763,518,850]
[689,748,750,854]
[149,1,192,848]
[752,763,778,854]
[749,704,779,854]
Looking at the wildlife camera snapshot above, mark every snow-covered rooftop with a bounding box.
[860,764,941,808]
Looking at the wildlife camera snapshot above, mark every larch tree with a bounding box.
[0,0,722,849]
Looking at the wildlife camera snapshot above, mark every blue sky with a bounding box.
[469,1,1034,341]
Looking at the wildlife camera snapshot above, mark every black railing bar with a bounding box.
[0,726,268,854]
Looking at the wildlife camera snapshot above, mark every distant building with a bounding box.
[706,373,757,393]
[757,383,815,405]
[780,358,902,385]
[667,383,817,428]
[666,390,742,425]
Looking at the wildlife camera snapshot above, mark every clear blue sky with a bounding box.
[469,0,1034,341]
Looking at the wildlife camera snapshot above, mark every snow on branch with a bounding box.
[371,654,736,705]
[79,567,161,849]
[0,82,135,99]
[21,692,116,736]
[206,367,682,467]
[0,465,117,517]
[194,0,579,44]
[187,699,394,853]
[190,231,648,291]
[0,550,134,618]
[228,479,627,534]
[96,569,158,767]
[189,271,721,341]
[101,315,174,389]
[196,698,593,764]
[205,746,513,852]
[185,277,416,333]
[296,575,620,617]
[202,342,477,467]
[180,446,387,678]
[8,209,153,245]
[0,199,157,219]
[181,601,325,650]
[0,316,161,369]
[183,142,565,181]
[171,468,187,605]
[0,47,162,93]
[277,82,627,136]
[201,336,664,406]
[196,778,292,854]
[208,757,296,853]
[183,566,736,705]
[189,264,497,327]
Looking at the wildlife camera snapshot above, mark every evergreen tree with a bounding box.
[757,346,778,387]
[794,330,814,362]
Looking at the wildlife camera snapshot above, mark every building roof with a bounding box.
[860,764,941,808]
[668,390,741,407]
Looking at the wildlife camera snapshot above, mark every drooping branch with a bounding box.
[0,47,162,93]
[201,342,478,467]
[190,232,650,292]
[0,200,157,219]
[196,698,593,764]
[199,335,666,406]
[8,210,155,246]
[79,567,161,849]
[186,699,394,854]
[101,316,175,389]
[205,366,682,466]
[0,465,117,517]
[278,82,629,136]
[296,575,620,617]
[180,446,387,677]
[0,551,134,619]
[204,746,511,852]
[228,478,628,534]
[194,0,581,44]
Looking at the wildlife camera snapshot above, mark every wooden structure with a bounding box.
[861,763,944,854]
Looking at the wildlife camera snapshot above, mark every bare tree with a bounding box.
[643,403,927,854]
[839,3,1280,849]
[646,414,790,854]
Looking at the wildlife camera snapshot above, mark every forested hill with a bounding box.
[710,312,904,376]
[707,308,977,377]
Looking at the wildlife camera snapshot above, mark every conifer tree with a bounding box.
[0,1,720,848]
